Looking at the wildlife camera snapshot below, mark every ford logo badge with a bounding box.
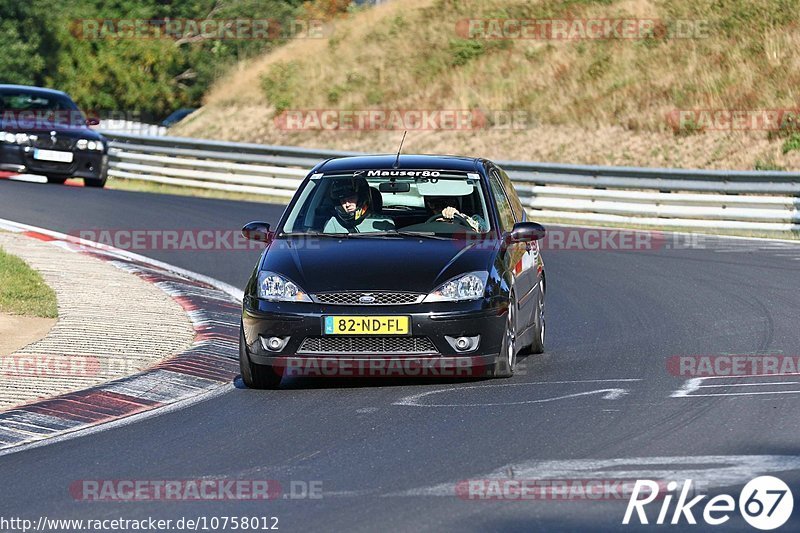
[359,294,376,304]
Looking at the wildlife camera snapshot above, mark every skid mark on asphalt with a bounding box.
[393,379,640,407]
[389,455,800,497]
[672,373,800,398]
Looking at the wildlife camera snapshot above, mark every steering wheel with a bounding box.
[426,212,473,228]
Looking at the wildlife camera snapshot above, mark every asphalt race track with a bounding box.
[2,179,800,531]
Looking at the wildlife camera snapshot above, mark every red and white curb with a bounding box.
[0,218,245,453]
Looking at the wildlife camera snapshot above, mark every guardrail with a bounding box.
[103,132,800,232]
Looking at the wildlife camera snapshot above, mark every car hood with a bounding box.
[261,236,497,294]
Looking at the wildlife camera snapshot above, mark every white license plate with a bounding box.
[33,149,73,163]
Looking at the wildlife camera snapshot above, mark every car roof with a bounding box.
[315,154,486,174]
[0,84,70,98]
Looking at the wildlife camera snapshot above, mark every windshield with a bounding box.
[281,170,492,236]
[0,90,85,129]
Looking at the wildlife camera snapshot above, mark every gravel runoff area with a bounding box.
[0,231,196,410]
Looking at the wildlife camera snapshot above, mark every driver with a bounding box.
[425,196,488,232]
[324,177,395,233]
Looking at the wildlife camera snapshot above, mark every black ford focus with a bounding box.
[240,155,546,388]
[0,84,108,187]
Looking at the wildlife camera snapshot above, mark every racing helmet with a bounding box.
[330,177,371,228]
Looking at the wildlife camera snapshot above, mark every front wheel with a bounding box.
[239,326,282,389]
[528,279,545,354]
[492,298,517,378]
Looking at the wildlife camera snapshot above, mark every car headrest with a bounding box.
[369,187,383,211]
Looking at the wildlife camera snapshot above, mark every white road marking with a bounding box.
[680,390,800,398]
[394,379,640,407]
[697,381,800,388]
[672,373,800,398]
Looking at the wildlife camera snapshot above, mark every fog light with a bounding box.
[260,336,289,352]
[445,335,480,353]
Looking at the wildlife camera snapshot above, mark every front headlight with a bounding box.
[0,132,30,145]
[257,271,311,302]
[423,271,489,302]
[76,139,104,151]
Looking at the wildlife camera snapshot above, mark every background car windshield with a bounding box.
[0,90,83,127]
[282,171,492,235]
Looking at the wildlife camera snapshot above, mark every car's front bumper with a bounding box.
[0,144,107,180]
[242,296,507,377]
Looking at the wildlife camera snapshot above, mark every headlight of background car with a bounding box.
[0,132,32,145]
[423,271,489,302]
[257,271,311,302]
[76,139,105,151]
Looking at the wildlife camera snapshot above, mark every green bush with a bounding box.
[0,0,308,118]
[261,61,301,113]
[781,133,800,154]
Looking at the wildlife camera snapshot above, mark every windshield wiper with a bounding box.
[393,231,453,240]
[283,231,397,239]
[281,231,344,238]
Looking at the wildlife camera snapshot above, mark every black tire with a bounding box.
[239,326,282,389]
[528,278,546,355]
[84,169,107,188]
[492,297,517,378]
[46,176,67,184]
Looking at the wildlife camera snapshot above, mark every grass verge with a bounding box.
[0,245,58,318]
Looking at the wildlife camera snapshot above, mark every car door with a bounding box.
[487,166,536,335]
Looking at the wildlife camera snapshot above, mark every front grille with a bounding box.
[298,336,438,354]
[313,292,422,305]
[31,136,75,150]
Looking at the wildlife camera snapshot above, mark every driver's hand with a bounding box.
[466,218,480,232]
[442,206,458,219]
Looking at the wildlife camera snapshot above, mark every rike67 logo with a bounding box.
[623,476,794,530]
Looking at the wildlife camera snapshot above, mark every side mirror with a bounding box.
[242,221,272,243]
[85,117,100,126]
[506,221,546,243]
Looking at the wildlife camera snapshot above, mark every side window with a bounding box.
[499,168,525,222]
[489,170,515,231]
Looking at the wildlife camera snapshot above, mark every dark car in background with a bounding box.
[239,154,547,389]
[161,107,197,128]
[0,84,108,187]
